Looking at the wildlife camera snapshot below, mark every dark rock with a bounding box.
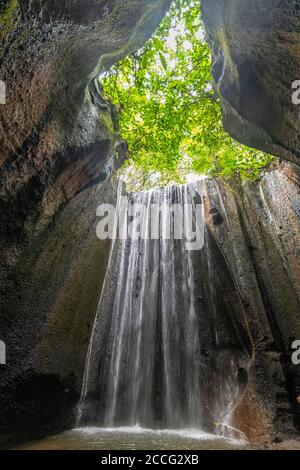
[209,207,224,225]
[1,0,300,449]
[0,0,171,447]
[202,0,300,164]
[206,162,300,443]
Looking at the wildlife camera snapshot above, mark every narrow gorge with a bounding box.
[1,0,300,451]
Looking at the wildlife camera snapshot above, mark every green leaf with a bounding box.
[159,52,168,70]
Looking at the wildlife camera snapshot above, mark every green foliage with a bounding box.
[0,0,19,39]
[100,0,274,189]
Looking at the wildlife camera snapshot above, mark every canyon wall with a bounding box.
[201,0,300,443]
[202,0,300,164]
[1,0,300,447]
[0,0,171,446]
[206,163,300,443]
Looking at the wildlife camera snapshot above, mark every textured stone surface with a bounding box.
[200,2,300,437]
[202,0,300,164]
[0,0,171,447]
[1,0,300,449]
[205,162,300,443]
[0,181,120,447]
[0,0,170,241]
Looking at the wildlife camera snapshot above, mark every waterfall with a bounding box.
[77,180,249,437]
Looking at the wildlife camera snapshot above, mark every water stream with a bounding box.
[75,180,249,445]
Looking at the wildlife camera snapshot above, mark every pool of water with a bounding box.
[15,426,248,450]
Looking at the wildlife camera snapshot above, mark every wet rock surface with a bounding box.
[200,2,300,438]
[205,162,300,443]
[0,0,170,239]
[0,0,171,447]
[202,0,300,164]
[1,0,300,450]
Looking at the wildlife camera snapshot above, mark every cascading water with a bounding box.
[77,180,250,438]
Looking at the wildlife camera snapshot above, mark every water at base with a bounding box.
[15,427,247,451]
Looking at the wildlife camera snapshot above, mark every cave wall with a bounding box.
[202,0,300,164]
[1,0,300,448]
[205,162,300,443]
[0,181,115,446]
[0,0,171,446]
[200,0,300,442]
[0,0,171,239]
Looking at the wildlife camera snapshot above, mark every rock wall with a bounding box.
[1,0,300,448]
[205,162,300,443]
[0,181,114,446]
[0,0,171,239]
[0,0,171,446]
[202,0,300,164]
[200,2,300,441]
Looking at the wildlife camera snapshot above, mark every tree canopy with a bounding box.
[100,0,274,190]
